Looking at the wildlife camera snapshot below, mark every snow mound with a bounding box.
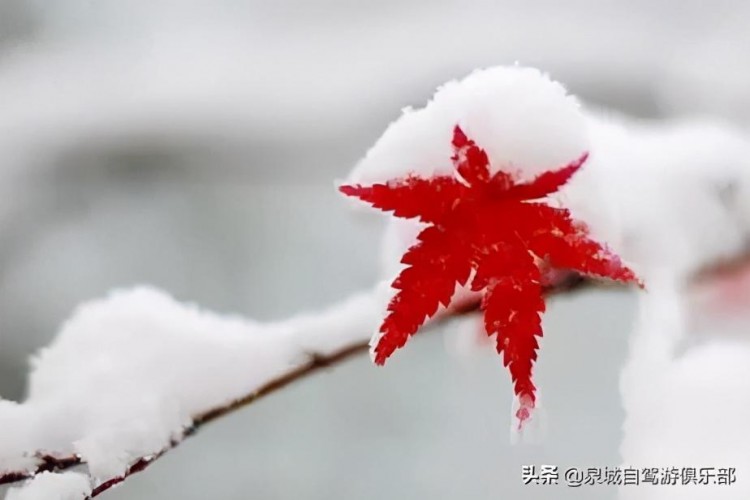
[346,65,587,186]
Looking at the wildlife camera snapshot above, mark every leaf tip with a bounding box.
[575,151,590,168]
[338,184,358,196]
[372,347,389,366]
[451,125,468,148]
[515,393,536,429]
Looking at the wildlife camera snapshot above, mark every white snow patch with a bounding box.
[619,273,750,499]
[0,285,383,483]
[344,67,750,450]
[6,472,90,500]
[563,112,750,283]
[346,65,588,186]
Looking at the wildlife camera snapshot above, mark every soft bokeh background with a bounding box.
[0,1,748,498]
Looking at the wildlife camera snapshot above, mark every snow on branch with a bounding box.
[0,285,385,492]
[0,275,590,499]
[346,66,750,287]
[341,65,750,433]
[5,472,91,500]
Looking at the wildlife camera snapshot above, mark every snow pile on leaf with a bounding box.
[341,66,639,428]
[346,66,588,186]
[342,64,750,440]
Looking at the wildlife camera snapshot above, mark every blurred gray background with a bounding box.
[0,1,748,498]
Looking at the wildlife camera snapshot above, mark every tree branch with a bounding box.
[3,255,738,497]
[1,274,593,497]
[5,255,738,498]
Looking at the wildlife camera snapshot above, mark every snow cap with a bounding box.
[347,65,588,185]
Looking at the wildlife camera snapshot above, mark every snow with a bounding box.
[348,64,750,285]
[589,114,750,499]
[618,268,750,499]
[345,63,750,278]
[0,285,385,490]
[346,66,588,186]
[345,64,750,458]
[6,472,90,500]
[367,108,750,289]
[564,112,750,283]
[349,64,588,372]
[346,65,750,453]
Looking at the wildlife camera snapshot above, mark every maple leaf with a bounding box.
[340,125,639,425]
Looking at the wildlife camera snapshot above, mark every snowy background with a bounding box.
[0,1,749,499]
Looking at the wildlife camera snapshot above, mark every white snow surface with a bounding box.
[565,111,750,283]
[618,267,750,499]
[6,472,90,500]
[346,66,588,186]
[357,65,588,367]
[346,65,750,465]
[0,284,387,491]
[373,109,750,287]
[347,65,750,284]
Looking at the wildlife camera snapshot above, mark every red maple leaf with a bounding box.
[340,126,639,425]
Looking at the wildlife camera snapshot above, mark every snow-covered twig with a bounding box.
[3,256,746,499]
[0,273,591,499]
